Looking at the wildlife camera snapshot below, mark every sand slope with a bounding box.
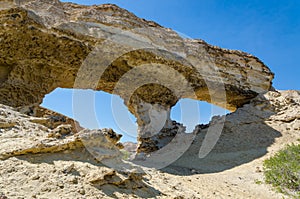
[0,90,299,198]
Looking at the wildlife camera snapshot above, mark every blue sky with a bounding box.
[42,0,300,142]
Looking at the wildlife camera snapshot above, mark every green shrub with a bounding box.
[263,144,300,198]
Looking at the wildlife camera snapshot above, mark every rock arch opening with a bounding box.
[171,99,230,133]
[0,1,274,156]
[42,88,138,142]
[42,88,230,147]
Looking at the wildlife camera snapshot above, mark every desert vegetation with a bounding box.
[263,142,300,198]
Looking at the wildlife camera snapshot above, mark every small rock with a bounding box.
[63,163,75,174]
[78,188,85,195]
[68,176,78,184]
[191,169,198,174]
[57,181,64,189]
[48,124,72,138]
[31,174,40,180]
[255,167,262,173]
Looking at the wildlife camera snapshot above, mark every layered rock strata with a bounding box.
[0,0,274,153]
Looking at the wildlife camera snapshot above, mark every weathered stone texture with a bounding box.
[0,0,273,109]
[0,0,274,153]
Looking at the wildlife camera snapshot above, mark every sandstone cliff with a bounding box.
[1,1,299,198]
[0,0,273,109]
[0,0,275,153]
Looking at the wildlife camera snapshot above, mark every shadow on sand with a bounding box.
[135,96,282,175]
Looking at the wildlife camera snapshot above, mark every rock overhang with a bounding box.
[0,0,274,153]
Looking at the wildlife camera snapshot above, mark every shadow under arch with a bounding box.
[161,95,282,175]
[41,89,282,176]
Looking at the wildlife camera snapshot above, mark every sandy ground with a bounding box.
[0,91,300,198]
[143,127,299,199]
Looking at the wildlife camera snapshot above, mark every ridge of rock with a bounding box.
[0,0,274,153]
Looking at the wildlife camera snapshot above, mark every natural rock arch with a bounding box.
[0,0,274,153]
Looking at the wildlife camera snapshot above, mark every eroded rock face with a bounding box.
[0,91,299,198]
[0,0,274,153]
[126,90,300,171]
[0,103,158,198]
[0,103,124,160]
[166,90,300,173]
